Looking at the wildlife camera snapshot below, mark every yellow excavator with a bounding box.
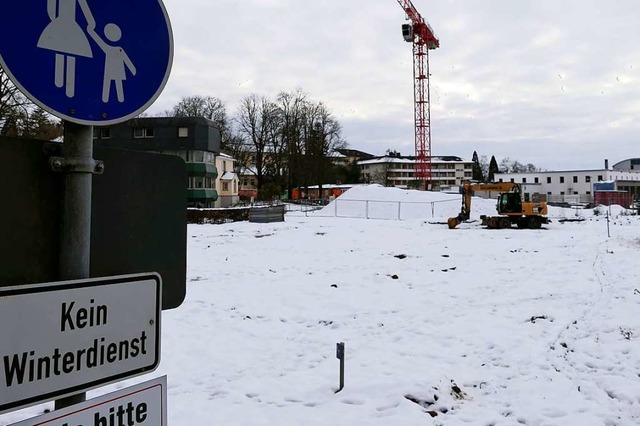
[447,181,549,229]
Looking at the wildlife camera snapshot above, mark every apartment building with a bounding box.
[358,155,473,190]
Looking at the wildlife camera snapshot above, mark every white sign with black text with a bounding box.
[11,376,167,426]
[0,274,161,415]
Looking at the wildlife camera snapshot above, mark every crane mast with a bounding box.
[396,0,439,190]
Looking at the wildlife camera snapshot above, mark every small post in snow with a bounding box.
[335,342,345,393]
[606,210,611,238]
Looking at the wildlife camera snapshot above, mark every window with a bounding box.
[547,192,552,195]
[534,177,539,183]
[92,127,110,139]
[574,191,578,195]
[223,182,229,191]
[586,191,591,195]
[187,151,204,162]
[510,178,515,183]
[522,178,527,183]
[499,178,503,183]
[547,177,551,184]
[133,128,154,138]
[573,176,578,183]
[585,176,591,183]
[178,127,189,137]
[597,175,603,181]
[560,191,565,195]
[559,176,565,183]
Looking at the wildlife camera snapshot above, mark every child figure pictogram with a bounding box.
[88,23,136,103]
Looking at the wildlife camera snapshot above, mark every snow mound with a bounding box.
[314,185,499,221]
[335,184,460,203]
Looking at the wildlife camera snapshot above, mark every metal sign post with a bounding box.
[52,121,99,408]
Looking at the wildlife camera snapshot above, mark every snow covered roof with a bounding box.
[358,156,471,166]
[220,172,237,181]
[218,152,236,161]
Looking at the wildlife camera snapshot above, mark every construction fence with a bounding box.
[286,198,461,221]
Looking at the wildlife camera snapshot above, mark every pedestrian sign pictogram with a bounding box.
[0,0,173,125]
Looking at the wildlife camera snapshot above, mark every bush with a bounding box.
[259,182,283,200]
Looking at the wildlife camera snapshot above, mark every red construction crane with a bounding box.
[395,0,439,190]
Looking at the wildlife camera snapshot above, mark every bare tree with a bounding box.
[276,89,307,198]
[235,94,280,195]
[479,155,489,181]
[499,157,540,173]
[301,100,346,197]
[0,65,29,135]
[172,95,232,145]
[369,163,391,186]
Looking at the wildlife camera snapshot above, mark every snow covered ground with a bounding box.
[3,185,640,425]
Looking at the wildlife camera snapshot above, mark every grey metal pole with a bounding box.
[55,121,94,409]
[335,342,345,393]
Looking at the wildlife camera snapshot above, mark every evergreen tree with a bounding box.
[471,151,484,181]
[27,107,62,140]
[488,155,499,182]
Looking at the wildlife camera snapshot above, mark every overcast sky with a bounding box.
[155,0,640,170]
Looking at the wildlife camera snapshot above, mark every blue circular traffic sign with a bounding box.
[0,0,173,125]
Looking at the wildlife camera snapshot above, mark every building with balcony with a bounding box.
[93,117,223,208]
[358,155,473,190]
[216,153,239,207]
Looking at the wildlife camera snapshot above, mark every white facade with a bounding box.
[359,156,472,189]
[494,169,640,203]
[215,153,239,207]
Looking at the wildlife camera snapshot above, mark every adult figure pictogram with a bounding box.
[37,0,96,98]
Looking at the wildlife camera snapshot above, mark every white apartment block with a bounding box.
[358,156,473,190]
[494,168,640,204]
